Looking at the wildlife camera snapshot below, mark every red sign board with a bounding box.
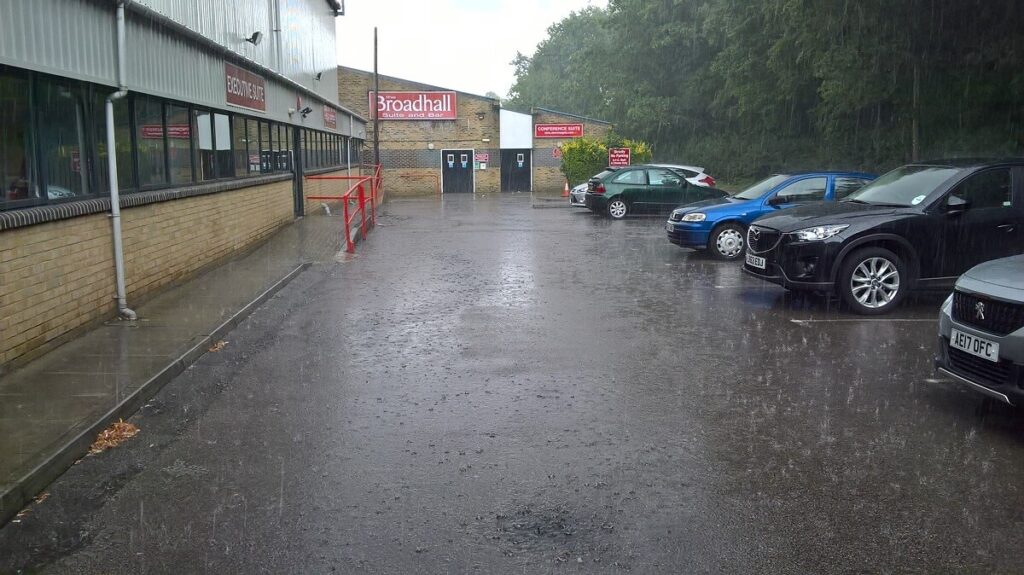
[474,153,490,162]
[225,63,267,112]
[608,147,631,167]
[370,91,457,120]
[323,106,337,129]
[140,124,191,139]
[535,123,584,139]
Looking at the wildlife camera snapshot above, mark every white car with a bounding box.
[652,164,717,188]
[569,182,589,207]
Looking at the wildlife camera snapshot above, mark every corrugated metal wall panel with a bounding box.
[0,0,116,85]
[126,19,223,108]
[0,0,361,131]
[133,0,275,69]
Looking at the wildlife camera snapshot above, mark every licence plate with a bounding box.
[665,222,674,232]
[950,328,1000,363]
[745,253,766,269]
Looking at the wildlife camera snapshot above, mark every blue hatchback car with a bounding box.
[665,171,877,259]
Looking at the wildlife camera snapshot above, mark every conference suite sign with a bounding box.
[370,91,457,120]
[225,63,267,112]
[534,123,584,139]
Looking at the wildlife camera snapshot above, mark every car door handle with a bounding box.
[997,224,1015,233]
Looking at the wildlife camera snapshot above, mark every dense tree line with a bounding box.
[506,1,1024,180]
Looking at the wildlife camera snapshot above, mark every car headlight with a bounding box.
[681,213,706,222]
[790,224,849,241]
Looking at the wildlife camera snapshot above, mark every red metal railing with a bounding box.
[306,164,384,253]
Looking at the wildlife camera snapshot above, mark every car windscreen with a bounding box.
[844,165,960,206]
[733,175,790,200]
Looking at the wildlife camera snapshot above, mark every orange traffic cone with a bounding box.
[562,181,570,197]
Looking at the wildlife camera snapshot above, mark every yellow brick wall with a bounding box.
[302,168,361,215]
[0,214,115,366]
[0,179,294,368]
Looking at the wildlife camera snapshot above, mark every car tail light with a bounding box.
[594,183,606,194]
[701,176,716,187]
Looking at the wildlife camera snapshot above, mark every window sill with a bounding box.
[0,173,294,232]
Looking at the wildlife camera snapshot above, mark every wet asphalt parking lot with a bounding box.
[2,193,1023,574]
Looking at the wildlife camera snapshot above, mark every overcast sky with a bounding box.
[335,0,606,98]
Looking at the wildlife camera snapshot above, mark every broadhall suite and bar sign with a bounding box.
[224,63,267,112]
[370,91,458,121]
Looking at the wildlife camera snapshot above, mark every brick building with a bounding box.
[338,67,501,195]
[0,0,366,371]
[338,67,613,195]
[531,108,614,193]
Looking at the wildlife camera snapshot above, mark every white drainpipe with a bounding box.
[106,0,136,320]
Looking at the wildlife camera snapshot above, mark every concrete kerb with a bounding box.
[0,263,311,527]
[531,194,574,209]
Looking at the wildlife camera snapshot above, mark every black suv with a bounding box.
[743,159,1024,314]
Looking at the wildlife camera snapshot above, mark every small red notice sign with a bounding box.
[323,107,337,129]
[535,123,584,139]
[608,148,631,167]
[225,63,267,112]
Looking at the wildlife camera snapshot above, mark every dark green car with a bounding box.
[584,165,727,219]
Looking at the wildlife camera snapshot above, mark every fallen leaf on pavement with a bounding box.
[208,340,228,352]
[89,420,140,454]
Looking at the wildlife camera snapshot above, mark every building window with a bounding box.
[135,96,166,187]
[0,69,37,208]
[214,113,232,179]
[259,121,272,173]
[246,117,260,174]
[193,109,215,181]
[278,124,291,172]
[271,122,283,172]
[167,104,193,185]
[232,116,248,177]
[37,77,90,200]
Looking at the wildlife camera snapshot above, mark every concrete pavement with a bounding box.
[2,194,1023,573]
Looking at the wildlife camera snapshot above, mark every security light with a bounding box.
[314,72,323,81]
[245,31,263,46]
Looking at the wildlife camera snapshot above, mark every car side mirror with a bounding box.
[945,195,970,215]
[767,195,786,207]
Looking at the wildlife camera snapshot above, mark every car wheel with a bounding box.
[838,247,907,315]
[709,223,745,260]
[607,199,628,219]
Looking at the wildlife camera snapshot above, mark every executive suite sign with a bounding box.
[534,123,584,138]
[370,91,457,120]
[225,63,267,112]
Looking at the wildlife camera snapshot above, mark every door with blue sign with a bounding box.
[500,149,531,192]
[441,149,474,193]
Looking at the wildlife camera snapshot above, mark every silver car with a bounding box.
[569,182,589,207]
[936,255,1024,406]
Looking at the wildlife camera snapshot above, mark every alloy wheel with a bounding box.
[608,200,628,219]
[850,257,900,309]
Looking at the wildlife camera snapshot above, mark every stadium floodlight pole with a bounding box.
[373,26,380,168]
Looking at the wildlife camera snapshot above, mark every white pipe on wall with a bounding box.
[106,0,136,320]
